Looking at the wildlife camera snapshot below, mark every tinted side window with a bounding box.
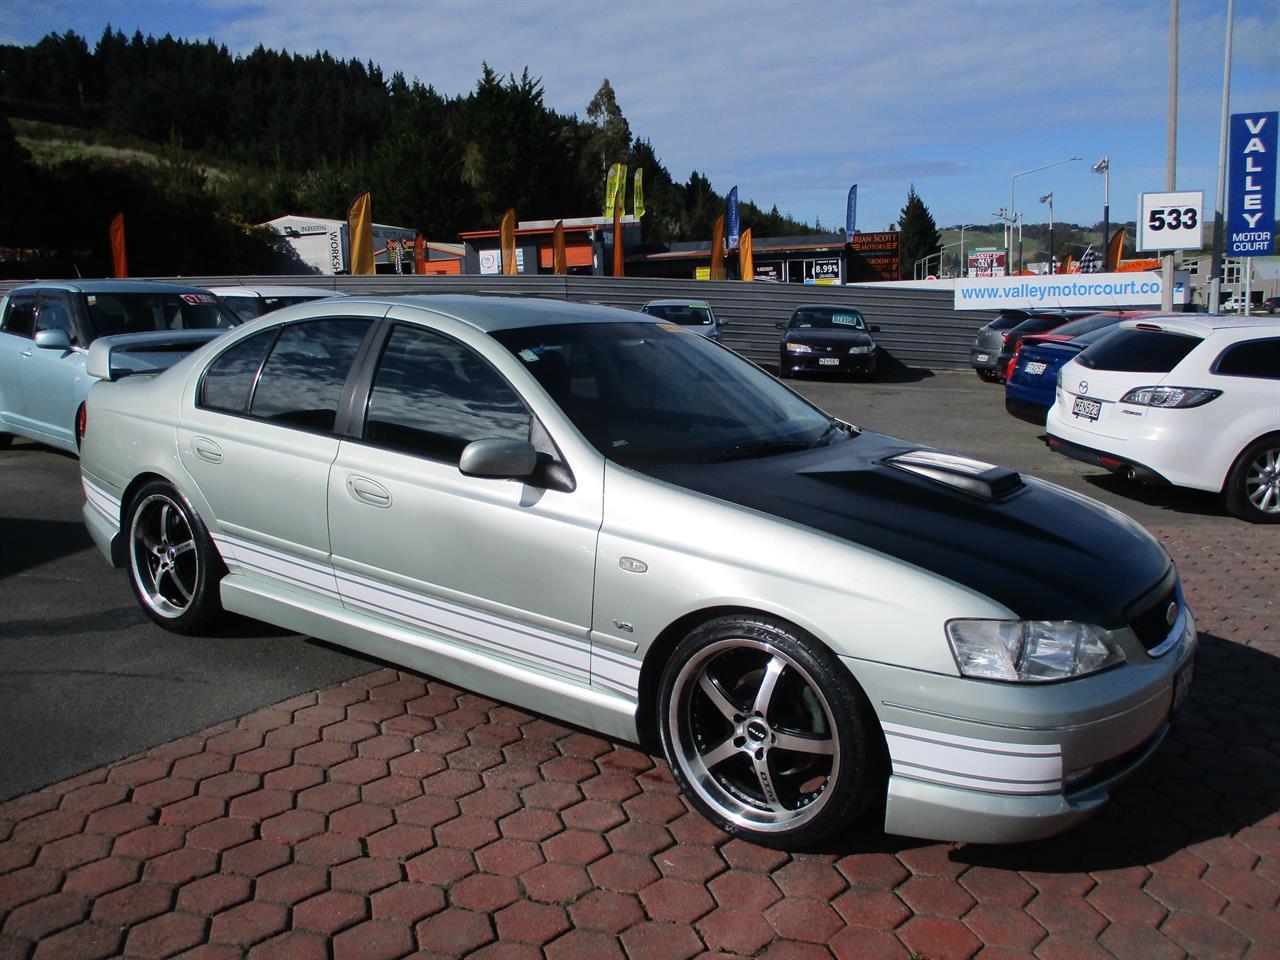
[2,296,38,338]
[1215,339,1280,380]
[250,319,371,431]
[1077,329,1201,373]
[35,296,79,345]
[364,325,531,463]
[200,329,278,414]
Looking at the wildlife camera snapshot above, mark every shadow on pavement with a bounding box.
[0,518,93,578]
[1082,472,1231,519]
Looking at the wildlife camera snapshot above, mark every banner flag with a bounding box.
[612,204,624,277]
[709,214,726,280]
[414,233,426,274]
[740,228,753,281]
[552,220,567,275]
[109,212,127,278]
[1104,227,1124,272]
[1060,255,1075,275]
[633,168,645,219]
[845,185,858,241]
[726,186,740,249]
[500,208,517,275]
[347,192,375,275]
[604,163,628,218]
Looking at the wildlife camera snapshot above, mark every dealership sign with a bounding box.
[955,271,1190,311]
[1137,191,1204,252]
[967,248,1007,277]
[1227,111,1277,257]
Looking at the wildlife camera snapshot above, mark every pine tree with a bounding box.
[898,184,941,279]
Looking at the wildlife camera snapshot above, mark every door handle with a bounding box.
[347,475,392,508]
[19,349,32,358]
[192,437,223,463]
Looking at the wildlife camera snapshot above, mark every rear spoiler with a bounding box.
[86,330,224,382]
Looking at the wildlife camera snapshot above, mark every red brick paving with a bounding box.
[1,525,1278,958]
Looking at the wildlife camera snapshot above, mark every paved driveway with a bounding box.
[0,371,1276,959]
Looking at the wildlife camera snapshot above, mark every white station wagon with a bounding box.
[79,296,1196,848]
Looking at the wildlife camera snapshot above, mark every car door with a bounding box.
[0,293,40,433]
[326,316,602,685]
[18,292,88,447]
[1207,336,1280,450]
[177,307,384,602]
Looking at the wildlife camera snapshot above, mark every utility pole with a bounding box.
[1162,0,1179,311]
[1209,0,1234,313]
[1092,158,1110,257]
[1041,193,1055,274]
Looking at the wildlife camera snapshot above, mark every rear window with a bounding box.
[1076,329,1201,373]
[643,303,712,326]
[1011,317,1065,336]
[1045,313,1122,339]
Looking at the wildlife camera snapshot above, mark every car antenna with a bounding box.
[73,262,82,278]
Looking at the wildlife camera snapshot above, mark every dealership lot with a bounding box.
[1,370,1277,959]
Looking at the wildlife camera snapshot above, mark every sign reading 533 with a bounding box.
[1138,190,1205,252]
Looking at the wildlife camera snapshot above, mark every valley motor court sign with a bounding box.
[1228,111,1278,257]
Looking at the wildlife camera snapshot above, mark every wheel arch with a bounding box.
[1222,429,1280,494]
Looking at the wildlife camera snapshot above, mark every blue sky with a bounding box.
[4,0,1278,232]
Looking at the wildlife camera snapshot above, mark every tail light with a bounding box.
[76,404,87,443]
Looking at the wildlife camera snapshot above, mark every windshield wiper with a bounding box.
[707,439,815,463]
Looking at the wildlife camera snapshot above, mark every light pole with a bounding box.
[1040,193,1054,274]
[1011,156,1081,274]
[1092,157,1110,255]
[1162,0,1179,311]
[1209,0,1234,312]
[955,224,977,277]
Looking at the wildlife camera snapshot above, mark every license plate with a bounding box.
[1072,396,1101,421]
[974,353,989,362]
[1172,660,1193,714]
[1025,361,1047,376]
[818,358,839,366]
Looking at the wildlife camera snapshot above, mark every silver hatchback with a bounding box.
[79,296,1196,848]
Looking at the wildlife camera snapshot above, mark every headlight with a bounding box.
[1120,386,1221,408]
[847,345,875,355]
[946,619,1125,682]
[786,343,813,354]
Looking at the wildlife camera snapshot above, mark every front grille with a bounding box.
[1129,587,1178,651]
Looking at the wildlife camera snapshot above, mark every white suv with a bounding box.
[1046,315,1280,522]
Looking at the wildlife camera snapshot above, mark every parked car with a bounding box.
[776,304,880,379]
[82,295,1195,848]
[639,299,725,341]
[207,285,344,321]
[1046,314,1280,522]
[0,280,240,453]
[1262,296,1279,315]
[1003,311,1146,388]
[1221,296,1246,313]
[970,309,1094,383]
[1005,326,1122,424]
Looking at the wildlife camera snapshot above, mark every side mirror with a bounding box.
[717,318,730,327]
[34,329,72,351]
[774,321,787,330]
[459,439,537,480]
[869,324,881,333]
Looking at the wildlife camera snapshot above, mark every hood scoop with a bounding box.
[881,449,1024,501]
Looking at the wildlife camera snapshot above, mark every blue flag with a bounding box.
[845,185,858,241]
[726,186,740,249]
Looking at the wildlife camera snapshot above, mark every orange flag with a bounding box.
[612,204,624,277]
[347,192,375,275]
[414,233,426,274]
[1105,227,1124,272]
[709,214,726,281]
[739,228,753,281]
[109,213,128,278]
[552,221,567,275]
[500,208,517,275]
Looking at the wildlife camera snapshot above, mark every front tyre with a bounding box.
[127,481,225,633]
[658,615,880,849]
[1225,436,1280,523]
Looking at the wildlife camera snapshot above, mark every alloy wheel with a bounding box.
[1245,446,1280,514]
[130,493,200,618]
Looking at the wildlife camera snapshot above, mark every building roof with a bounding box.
[632,233,851,261]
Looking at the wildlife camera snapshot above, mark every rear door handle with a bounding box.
[347,475,392,508]
[192,437,223,463]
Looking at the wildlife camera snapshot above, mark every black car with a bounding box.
[1263,296,1279,315]
[776,304,879,379]
[970,309,1096,382]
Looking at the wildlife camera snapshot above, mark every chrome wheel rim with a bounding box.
[1245,447,1280,514]
[669,638,839,833]
[130,493,199,618]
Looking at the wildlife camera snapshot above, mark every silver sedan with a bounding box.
[78,295,1196,848]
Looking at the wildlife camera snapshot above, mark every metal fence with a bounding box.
[0,274,998,370]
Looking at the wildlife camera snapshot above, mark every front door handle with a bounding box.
[192,437,223,463]
[19,349,32,358]
[347,475,392,508]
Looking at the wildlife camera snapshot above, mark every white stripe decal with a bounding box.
[82,478,122,528]
[883,722,1062,795]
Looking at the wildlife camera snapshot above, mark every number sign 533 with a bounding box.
[1138,190,1205,252]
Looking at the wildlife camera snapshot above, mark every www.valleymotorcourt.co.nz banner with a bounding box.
[954,271,1191,311]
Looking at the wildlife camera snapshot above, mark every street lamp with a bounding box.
[1039,193,1054,274]
[1092,157,1110,256]
[1011,156,1081,274]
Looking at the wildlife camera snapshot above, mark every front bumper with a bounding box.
[842,608,1196,843]
[782,352,878,376]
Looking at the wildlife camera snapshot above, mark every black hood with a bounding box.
[642,432,1171,627]
[784,329,876,348]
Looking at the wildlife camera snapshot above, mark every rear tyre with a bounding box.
[126,481,225,633]
[1225,436,1280,523]
[658,615,880,850]
[975,369,1000,383]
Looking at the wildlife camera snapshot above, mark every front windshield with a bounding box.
[788,306,865,331]
[81,292,241,339]
[492,321,841,467]
[644,303,712,326]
